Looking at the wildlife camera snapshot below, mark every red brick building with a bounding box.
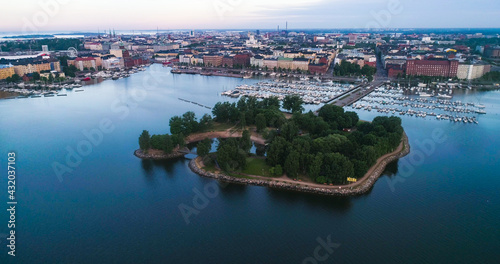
[308,63,328,74]
[233,54,250,67]
[222,56,234,68]
[406,59,459,77]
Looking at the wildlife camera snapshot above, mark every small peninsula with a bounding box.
[135,95,410,196]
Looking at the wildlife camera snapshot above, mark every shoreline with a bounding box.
[134,149,185,160]
[188,132,410,196]
[134,129,267,160]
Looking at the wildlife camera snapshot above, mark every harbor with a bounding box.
[348,85,487,124]
[221,79,356,104]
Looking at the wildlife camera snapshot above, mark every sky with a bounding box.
[0,0,499,32]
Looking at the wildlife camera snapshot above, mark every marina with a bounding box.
[221,79,355,104]
[348,85,487,124]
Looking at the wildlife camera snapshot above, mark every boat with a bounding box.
[74,89,84,92]
[476,104,486,109]
[419,92,433,97]
[57,94,67,96]
[437,94,452,99]
[475,110,486,114]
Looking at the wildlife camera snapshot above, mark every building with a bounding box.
[250,55,264,68]
[102,57,123,70]
[277,57,293,70]
[69,57,102,71]
[0,64,15,80]
[84,42,103,51]
[484,46,500,58]
[203,55,223,67]
[292,58,309,71]
[263,58,278,70]
[233,54,250,67]
[457,63,491,80]
[406,59,459,77]
[308,63,328,74]
[179,54,195,64]
[222,56,234,68]
[11,58,61,76]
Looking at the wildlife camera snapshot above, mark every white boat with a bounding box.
[437,94,452,99]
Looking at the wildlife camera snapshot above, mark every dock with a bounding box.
[329,81,384,107]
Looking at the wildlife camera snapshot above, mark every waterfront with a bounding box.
[0,64,499,263]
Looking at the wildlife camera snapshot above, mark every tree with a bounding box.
[255,113,266,132]
[199,114,213,131]
[267,136,289,166]
[169,116,183,135]
[271,165,283,176]
[284,151,300,178]
[181,111,198,134]
[283,95,304,113]
[32,72,40,81]
[139,130,151,151]
[197,138,212,157]
[280,121,299,142]
[10,74,21,83]
[308,153,323,180]
[150,135,166,150]
[240,130,252,153]
[164,135,174,153]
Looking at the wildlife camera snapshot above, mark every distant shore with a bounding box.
[189,132,410,196]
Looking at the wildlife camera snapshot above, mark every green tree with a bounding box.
[267,136,289,166]
[308,153,323,180]
[280,121,299,142]
[164,135,174,153]
[255,113,266,132]
[284,151,300,178]
[139,130,151,151]
[240,130,252,153]
[197,138,212,157]
[169,116,183,135]
[283,95,305,113]
[32,72,40,81]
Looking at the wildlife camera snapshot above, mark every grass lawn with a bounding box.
[239,158,274,177]
[205,122,234,132]
[203,163,218,173]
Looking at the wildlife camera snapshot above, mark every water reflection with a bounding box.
[266,188,354,212]
[383,159,400,177]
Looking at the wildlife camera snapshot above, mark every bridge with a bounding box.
[178,147,197,155]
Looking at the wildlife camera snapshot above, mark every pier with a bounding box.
[329,81,384,107]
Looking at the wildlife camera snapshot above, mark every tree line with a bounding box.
[333,61,377,81]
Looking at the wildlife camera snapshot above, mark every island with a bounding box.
[135,95,410,196]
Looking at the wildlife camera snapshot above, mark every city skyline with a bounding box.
[1,0,499,32]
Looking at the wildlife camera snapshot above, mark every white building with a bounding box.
[457,64,491,80]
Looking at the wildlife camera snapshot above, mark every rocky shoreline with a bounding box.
[134,149,185,160]
[188,133,410,196]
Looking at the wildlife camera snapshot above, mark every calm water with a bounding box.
[0,64,499,263]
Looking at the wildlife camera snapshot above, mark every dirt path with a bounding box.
[185,128,266,145]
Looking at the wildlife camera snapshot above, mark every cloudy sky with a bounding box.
[1,0,499,32]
